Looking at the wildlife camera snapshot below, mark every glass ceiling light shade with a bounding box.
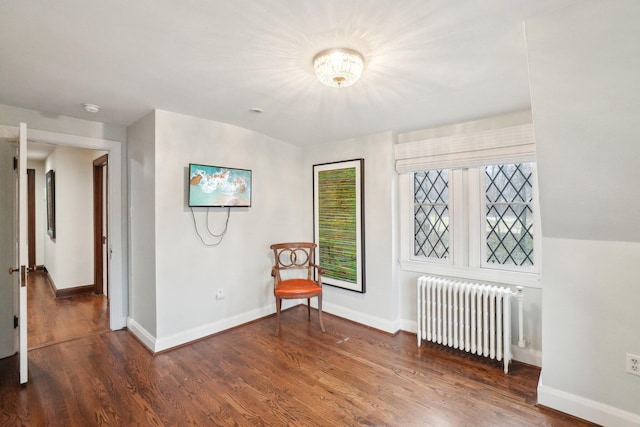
[313,48,364,88]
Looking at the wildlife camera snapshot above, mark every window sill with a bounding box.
[399,259,542,289]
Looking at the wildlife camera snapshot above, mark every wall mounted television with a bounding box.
[188,163,252,207]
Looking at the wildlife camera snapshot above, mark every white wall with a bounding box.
[539,239,640,421]
[301,132,400,332]
[127,111,158,338]
[43,146,98,289]
[127,110,305,351]
[526,1,640,424]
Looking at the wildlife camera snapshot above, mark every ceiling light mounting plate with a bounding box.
[82,103,101,113]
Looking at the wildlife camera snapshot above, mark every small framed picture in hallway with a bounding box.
[46,169,56,239]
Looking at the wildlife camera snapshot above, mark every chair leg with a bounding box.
[317,294,325,332]
[275,297,282,336]
[307,298,311,320]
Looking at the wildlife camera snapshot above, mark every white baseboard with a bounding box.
[153,305,276,352]
[133,300,404,352]
[401,319,418,334]
[322,301,402,334]
[128,305,284,353]
[401,319,541,367]
[127,317,156,351]
[538,379,640,427]
[511,345,541,367]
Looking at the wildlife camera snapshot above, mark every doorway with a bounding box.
[26,147,111,349]
[1,123,126,330]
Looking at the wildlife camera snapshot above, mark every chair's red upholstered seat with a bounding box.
[275,279,322,296]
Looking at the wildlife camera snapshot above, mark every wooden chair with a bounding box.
[270,242,325,335]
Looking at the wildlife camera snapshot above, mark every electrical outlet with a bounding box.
[216,288,224,300]
[627,353,640,376]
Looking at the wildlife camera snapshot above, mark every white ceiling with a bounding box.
[0,0,576,147]
[25,141,56,161]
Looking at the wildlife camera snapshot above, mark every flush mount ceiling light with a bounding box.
[313,48,364,88]
[82,103,101,113]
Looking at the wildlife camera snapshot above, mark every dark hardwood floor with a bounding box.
[1,290,597,426]
[27,271,110,349]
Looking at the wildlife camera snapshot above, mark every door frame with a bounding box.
[27,169,36,269]
[93,154,108,295]
[0,124,126,330]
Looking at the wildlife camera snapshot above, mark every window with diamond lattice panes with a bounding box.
[414,170,449,259]
[485,163,534,267]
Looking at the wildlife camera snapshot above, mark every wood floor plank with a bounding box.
[1,294,600,426]
[27,271,109,350]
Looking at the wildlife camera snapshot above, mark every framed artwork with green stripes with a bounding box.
[313,159,365,293]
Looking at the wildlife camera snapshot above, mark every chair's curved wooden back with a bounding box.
[270,242,320,284]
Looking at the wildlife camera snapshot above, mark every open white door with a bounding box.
[15,122,28,384]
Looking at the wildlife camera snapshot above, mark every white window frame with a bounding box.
[477,164,541,274]
[396,114,541,288]
[411,169,454,265]
[399,164,542,289]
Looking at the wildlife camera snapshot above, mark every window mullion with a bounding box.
[468,167,482,268]
[451,168,465,267]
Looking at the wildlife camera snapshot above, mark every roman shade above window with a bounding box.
[394,123,536,173]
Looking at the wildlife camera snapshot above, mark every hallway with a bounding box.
[28,271,109,350]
